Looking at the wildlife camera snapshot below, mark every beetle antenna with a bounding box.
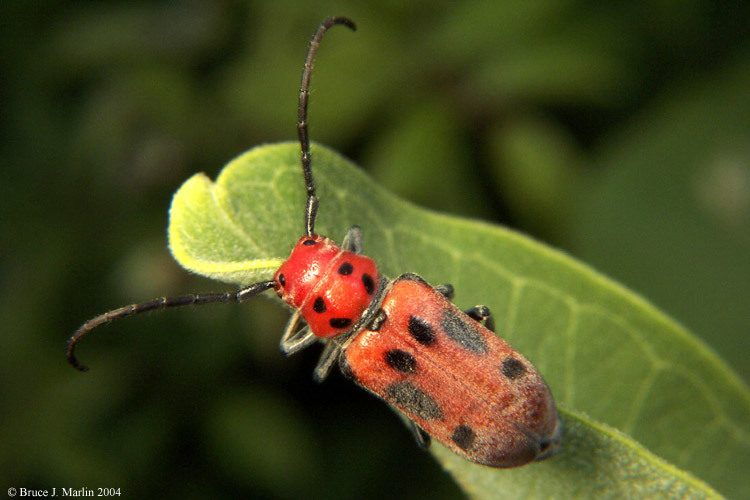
[298,16,356,237]
[66,280,276,372]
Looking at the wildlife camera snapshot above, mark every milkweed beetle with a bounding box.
[66,16,561,468]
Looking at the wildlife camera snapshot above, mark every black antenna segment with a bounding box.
[67,18,357,372]
[66,280,275,371]
[298,16,356,237]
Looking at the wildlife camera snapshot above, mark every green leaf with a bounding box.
[169,143,748,499]
[570,55,750,383]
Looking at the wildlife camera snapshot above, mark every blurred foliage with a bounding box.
[1,1,747,499]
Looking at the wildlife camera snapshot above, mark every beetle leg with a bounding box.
[313,340,341,383]
[280,311,317,355]
[434,283,454,299]
[465,305,495,332]
[409,420,431,449]
[341,225,363,254]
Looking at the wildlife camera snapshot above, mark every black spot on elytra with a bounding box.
[451,425,476,451]
[385,349,416,373]
[501,357,527,379]
[329,318,352,329]
[442,310,488,354]
[313,296,326,313]
[361,273,375,295]
[385,381,442,420]
[302,239,317,246]
[368,309,387,331]
[408,316,435,346]
[337,262,353,275]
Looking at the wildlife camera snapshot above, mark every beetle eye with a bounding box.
[302,239,317,246]
[278,274,286,287]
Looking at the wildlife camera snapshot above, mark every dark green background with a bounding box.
[2,1,747,499]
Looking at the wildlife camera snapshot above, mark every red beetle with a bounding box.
[67,16,561,467]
